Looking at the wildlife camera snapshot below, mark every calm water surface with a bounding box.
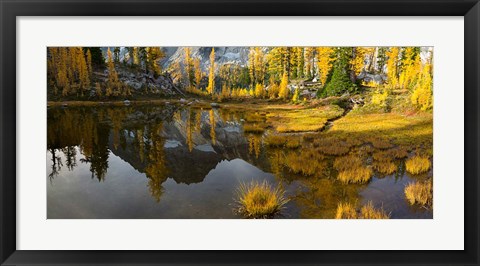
[47,104,432,219]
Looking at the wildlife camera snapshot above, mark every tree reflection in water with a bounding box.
[47,104,433,219]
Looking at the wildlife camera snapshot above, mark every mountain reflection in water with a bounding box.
[47,105,432,219]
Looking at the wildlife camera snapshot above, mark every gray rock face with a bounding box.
[163,47,250,72]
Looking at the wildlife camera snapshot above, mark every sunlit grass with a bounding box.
[335,201,390,219]
[405,156,431,174]
[337,167,373,184]
[405,180,433,207]
[359,201,390,219]
[335,202,357,219]
[373,161,397,175]
[268,105,343,133]
[329,112,432,148]
[236,180,289,219]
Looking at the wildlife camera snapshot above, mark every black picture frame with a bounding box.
[1,0,479,265]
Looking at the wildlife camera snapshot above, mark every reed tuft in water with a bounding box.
[405,156,431,174]
[404,180,433,207]
[236,180,289,219]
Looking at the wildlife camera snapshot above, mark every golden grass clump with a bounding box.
[359,201,390,219]
[337,167,373,184]
[333,155,363,171]
[404,180,433,207]
[335,202,357,219]
[405,156,431,174]
[236,180,289,219]
[335,201,390,219]
[372,161,397,175]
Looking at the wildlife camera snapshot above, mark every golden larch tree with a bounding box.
[278,72,289,100]
[193,58,203,90]
[206,48,215,95]
[106,48,121,97]
[399,47,421,90]
[316,47,335,86]
[386,47,400,90]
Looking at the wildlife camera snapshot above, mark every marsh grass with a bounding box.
[359,201,390,219]
[373,161,397,175]
[404,180,433,207]
[332,153,372,184]
[333,155,362,171]
[337,167,373,184]
[236,180,289,219]
[329,112,432,149]
[335,202,357,219]
[405,156,431,174]
[268,105,344,133]
[335,201,390,219]
[314,138,351,155]
[372,148,408,161]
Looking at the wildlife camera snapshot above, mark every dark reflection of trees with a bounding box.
[144,123,169,202]
[47,106,174,200]
[292,177,364,218]
[62,146,77,171]
[47,107,111,181]
[48,148,63,181]
[263,146,364,219]
[80,125,110,182]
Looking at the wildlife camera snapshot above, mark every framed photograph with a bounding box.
[1,0,479,265]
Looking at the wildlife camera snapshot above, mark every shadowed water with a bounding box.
[47,104,432,219]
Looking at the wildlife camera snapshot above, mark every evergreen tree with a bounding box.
[146,47,164,77]
[83,47,104,67]
[322,47,355,97]
[113,47,120,63]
